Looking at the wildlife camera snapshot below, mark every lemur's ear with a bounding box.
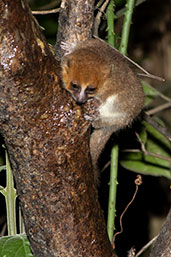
[61,55,73,75]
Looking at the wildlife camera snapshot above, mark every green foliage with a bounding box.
[120,159,171,178]
[120,80,171,178]
[143,81,160,106]
[120,123,171,179]
[0,234,33,257]
[106,0,171,246]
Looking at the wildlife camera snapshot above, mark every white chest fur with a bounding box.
[98,95,126,125]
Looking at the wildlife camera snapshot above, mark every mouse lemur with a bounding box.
[61,39,144,183]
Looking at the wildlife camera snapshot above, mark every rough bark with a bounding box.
[149,208,171,257]
[0,0,116,256]
[55,0,95,59]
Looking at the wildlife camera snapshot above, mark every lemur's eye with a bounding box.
[70,82,81,92]
[85,86,97,94]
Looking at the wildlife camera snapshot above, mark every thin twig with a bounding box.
[0,223,7,237]
[146,102,171,116]
[135,132,171,162]
[32,8,60,15]
[143,83,171,103]
[135,235,158,257]
[137,72,165,82]
[101,160,110,173]
[122,149,141,153]
[112,175,143,249]
[122,147,171,162]
[95,0,106,9]
[94,0,110,36]
[154,90,171,103]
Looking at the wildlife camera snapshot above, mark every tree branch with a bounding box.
[32,8,60,15]
[0,0,116,256]
[94,0,110,36]
[149,208,171,257]
[55,0,95,59]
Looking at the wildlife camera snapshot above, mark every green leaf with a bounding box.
[120,160,171,179]
[145,137,170,168]
[138,126,147,144]
[0,234,33,257]
[142,81,160,106]
[142,120,171,169]
[121,152,143,161]
[120,99,171,179]
[143,121,170,149]
[120,126,171,178]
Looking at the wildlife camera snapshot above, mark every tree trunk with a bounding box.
[55,0,95,59]
[149,208,171,257]
[0,0,116,256]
